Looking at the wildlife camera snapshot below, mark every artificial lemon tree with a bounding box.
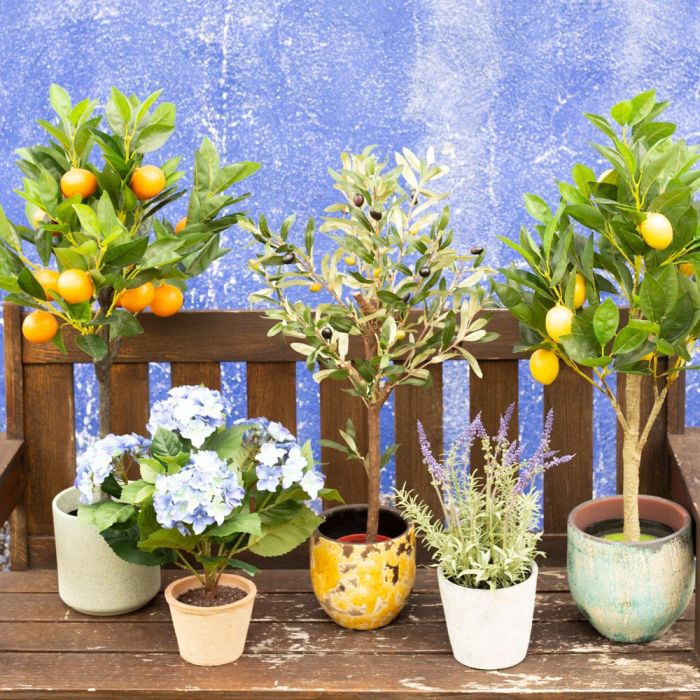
[244,147,491,541]
[497,90,700,541]
[0,85,259,436]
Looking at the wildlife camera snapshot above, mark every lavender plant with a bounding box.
[395,406,573,590]
[75,386,340,599]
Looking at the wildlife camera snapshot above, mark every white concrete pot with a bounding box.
[52,487,161,615]
[438,562,538,669]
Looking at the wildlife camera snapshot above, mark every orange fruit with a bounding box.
[119,282,155,313]
[150,284,183,317]
[35,269,60,298]
[679,262,694,277]
[60,168,97,199]
[639,212,673,250]
[57,269,93,304]
[175,217,187,234]
[545,304,574,343]
[529,349,559,385]
[573,273,586,309]
[22,310,58,343]
[130,165,166,200]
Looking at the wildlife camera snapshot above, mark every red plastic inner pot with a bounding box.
[336,533,391,544]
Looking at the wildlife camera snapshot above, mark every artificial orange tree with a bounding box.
[0,85,259,436]
[497,90,700,541]
[244,147,491,541]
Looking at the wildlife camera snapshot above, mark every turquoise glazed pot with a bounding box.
[568,495,694,643]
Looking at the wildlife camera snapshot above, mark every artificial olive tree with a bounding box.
[244,147,491,541]
[497,91,700,541]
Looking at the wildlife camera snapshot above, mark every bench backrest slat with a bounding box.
[4,304,684,569]
[543,365,594,532]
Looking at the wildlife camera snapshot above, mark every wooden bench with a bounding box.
[1,301,700,698]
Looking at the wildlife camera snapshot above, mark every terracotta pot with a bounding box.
[164,573,257,665]
[309,504,416,630]
[438,563,538,669]
[568,495,694,643]
[52,487,160,615]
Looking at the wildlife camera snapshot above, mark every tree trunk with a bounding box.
[95,359,111,439]
[365,402,381,543]
[622,373,642,542]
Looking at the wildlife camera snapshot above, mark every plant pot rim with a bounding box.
[316,503,413,546]
[52,486,82,522]
[568,494,691,547]
[438,561,538,593]
[164,573,257,616]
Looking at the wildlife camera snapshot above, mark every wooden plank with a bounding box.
[246,362,296,428]
[22,364,76,541]
[0,567,572,594]
[320,380,368,506]
[1,589,663,625]
[668,371,686,435]
[22,310,527,365]
[469,360,519,475]
[4,302,28,570]
[109,363,150,436]
[1,651,699,698]
[394,365,443,564]
[171,362,221,390]
[394,365,443,512]
[0,619,692,656]
[543,365,593,533]
[617,370,671,498]
[0,438,25,526]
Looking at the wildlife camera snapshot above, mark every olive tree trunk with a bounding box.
[365,402,382,543]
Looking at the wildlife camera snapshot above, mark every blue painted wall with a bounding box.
[0,0,699,496]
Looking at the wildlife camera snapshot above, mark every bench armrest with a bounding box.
[668,428,700,662]
[0,434,24,527]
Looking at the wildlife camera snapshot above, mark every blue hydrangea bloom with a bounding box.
[74,433,150,505]
[147,385,227,448]
[153,450,245,535]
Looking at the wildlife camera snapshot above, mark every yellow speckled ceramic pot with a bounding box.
[309,504,416,630]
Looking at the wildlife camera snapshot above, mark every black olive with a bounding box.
[282,252,295,265]
[470,246,484,255]
[419,266,430,278]
[321,327,333,341]
[353,193,365,207]
[369,209,382,221]
[401,292,411,303]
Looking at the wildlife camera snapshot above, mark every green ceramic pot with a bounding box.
[567,494,694,643]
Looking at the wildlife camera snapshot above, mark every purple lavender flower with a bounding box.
[417,420,445,485]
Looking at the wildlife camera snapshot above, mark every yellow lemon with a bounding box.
[545,304,574,343]
[529,349,560,385]
[639,212,673,250]
[344,256,357,266]
[309,283,323,292]
[679,262,694,277]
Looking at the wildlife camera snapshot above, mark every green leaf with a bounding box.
[74,333,108,360]
[103,237,148,267]
[49,84,71,120]
[523,193,552,223]
[610,99,632,126]
[0,205,20,250]
[639,275,666,322]
[567,204,606,232]
[118,480,155,505]
[139,239,183,268]
[207,512,263,538]
[592,299,619,346]
[96,309,143,338]
[318,487,344,503]
[194,136,220,191]
[77,501,135,531]
[212,161,260,193]
[102,523,173,566]
[72,204,100,238]
[18,268,46,300]
[138,526,198,553]
[612,326,648,355]
[151,427,182,458]
[249,505,323,557]
[139,458,165,483]
[201,425,246,460]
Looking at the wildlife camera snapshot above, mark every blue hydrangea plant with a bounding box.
[75,385,341,598]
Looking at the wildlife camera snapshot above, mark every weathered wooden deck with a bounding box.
[1,567,698,698]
